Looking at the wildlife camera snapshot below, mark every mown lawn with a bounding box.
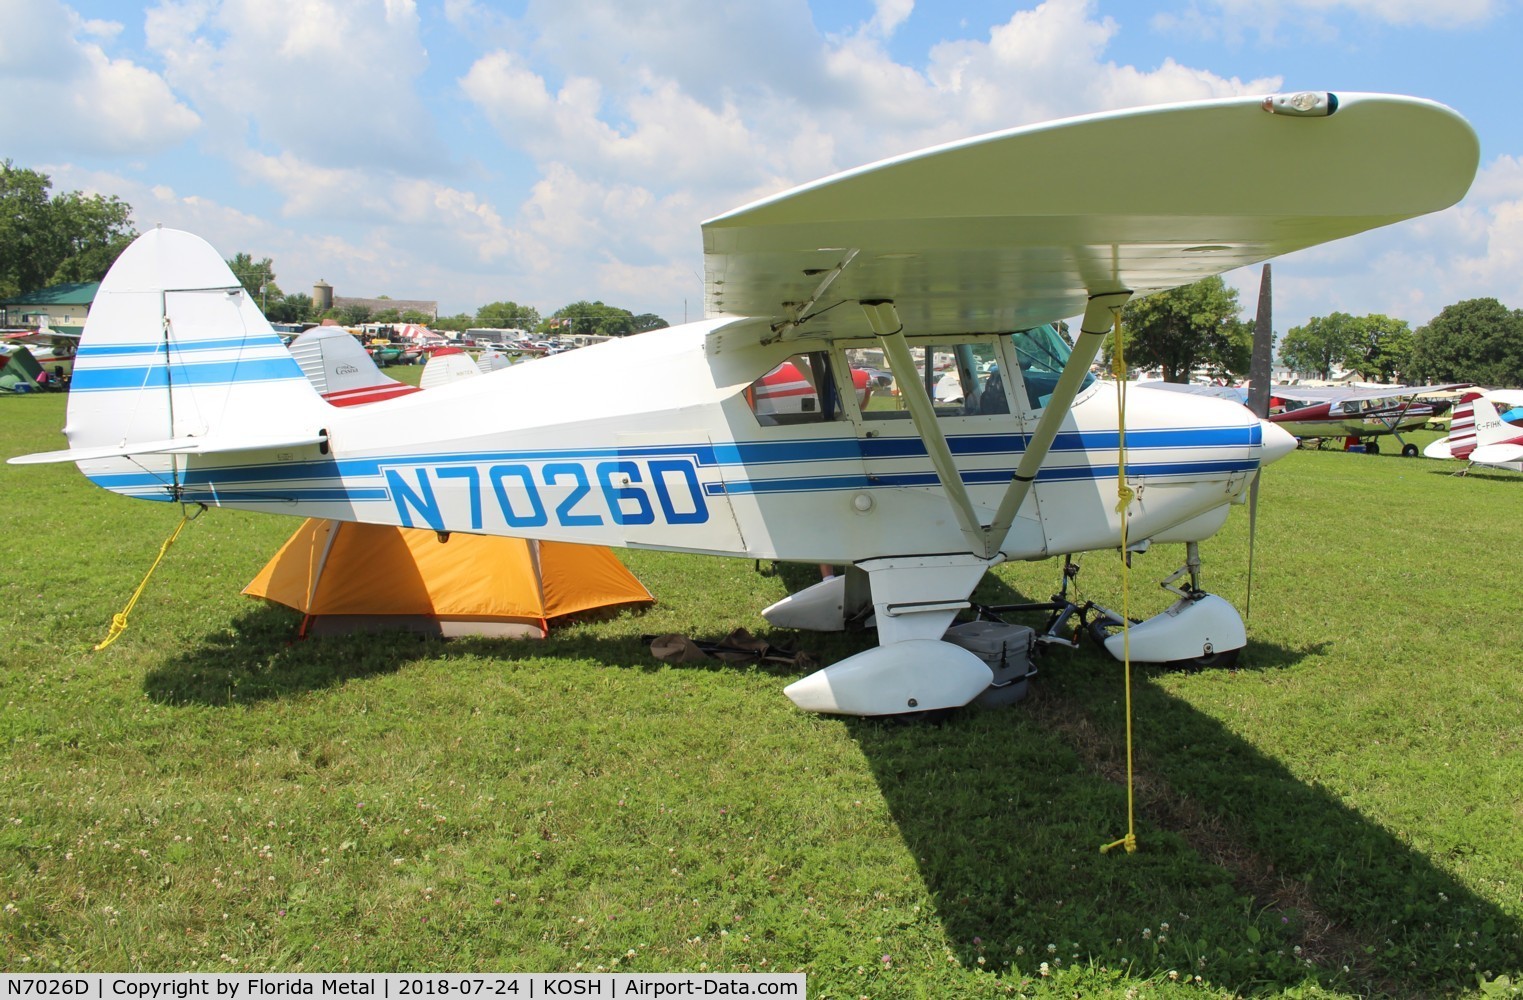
[2,391,1520,998]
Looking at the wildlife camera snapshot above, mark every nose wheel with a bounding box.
[974,545,1246,669]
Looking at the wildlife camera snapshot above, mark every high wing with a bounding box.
[4,329,82,346]
[4,329,81,360]
[1270,383,1470,405]
[1136,382,1250,404]
[701,93,1477,347]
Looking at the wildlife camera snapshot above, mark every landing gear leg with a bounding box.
[972,554,1086,650]
[1087,542,1243,668]
[971,544,1246,669]
[1157,540,1204,596]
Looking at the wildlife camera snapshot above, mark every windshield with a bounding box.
[1010,323,1093,409]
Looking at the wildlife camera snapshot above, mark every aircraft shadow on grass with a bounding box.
[142,570,1519,994]
[142,601,819,710]
[611,565,1516,992]
[837,562,1522,993]
[847,686,1523,994]
[142,604,431,706]
[141,561,1312,710]
[1425,467,1523,483]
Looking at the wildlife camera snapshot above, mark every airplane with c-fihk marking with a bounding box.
[10,92,1479,716]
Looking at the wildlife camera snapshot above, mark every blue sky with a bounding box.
[4,0,1520,333]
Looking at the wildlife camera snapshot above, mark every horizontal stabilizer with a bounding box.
[1470,442,1523,465]
[1422,438,1455,460]
[9,430,328,466]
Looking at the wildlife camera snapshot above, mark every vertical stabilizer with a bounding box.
[1445,392,1481,459]
[52,228,328,498]
[289,326,420,406]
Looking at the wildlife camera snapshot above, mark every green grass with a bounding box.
[2,393,1521,998]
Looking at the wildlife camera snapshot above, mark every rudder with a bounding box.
[53,228,328,499]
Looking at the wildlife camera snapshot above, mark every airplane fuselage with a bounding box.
[84,314,1275,566]
[1271,398,1446,441]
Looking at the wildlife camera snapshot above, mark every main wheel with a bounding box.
[1364,438,1380,454]
[1402,443,1420,457]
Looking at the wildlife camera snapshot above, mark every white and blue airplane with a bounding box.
[11,92,1478,716]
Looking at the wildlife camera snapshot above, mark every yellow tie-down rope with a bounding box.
[94,506,201,651]
[1101,312,1139,856]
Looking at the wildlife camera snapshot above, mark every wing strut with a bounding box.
[860,292,1130,560]
[860,300,987,555]
[986,291,1132,556]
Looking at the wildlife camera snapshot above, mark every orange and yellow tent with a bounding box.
[244,519,653,639]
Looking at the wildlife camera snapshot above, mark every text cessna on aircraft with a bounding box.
[11,92,1478,716]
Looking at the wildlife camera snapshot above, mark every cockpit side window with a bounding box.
[1010,323,1092,411]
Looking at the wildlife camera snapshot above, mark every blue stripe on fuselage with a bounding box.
[78,425,1260,494]
[711,459,1257,496]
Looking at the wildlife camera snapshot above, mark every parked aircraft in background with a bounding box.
[3,327,81,362]
[9,92,1480,716]
[288,326,421,407]
[750,360,873,419]
[1424,389,1523,473]
[1267,384,1463,455]
[419,347,515,389]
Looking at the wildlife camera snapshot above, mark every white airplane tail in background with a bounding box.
[1429,391,1482,460]
[289,326,420,406]
[1425,390,1523,470]
[11,228,331,500]
[1467,393,1523,467]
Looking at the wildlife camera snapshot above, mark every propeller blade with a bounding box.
[1246,471,1260,621]
[1245,263,1272,622]
[1247,262,1273,421]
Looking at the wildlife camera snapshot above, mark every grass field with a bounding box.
[2,389,1520,998]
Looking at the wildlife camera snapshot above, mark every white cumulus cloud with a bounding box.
[0,0,199,158]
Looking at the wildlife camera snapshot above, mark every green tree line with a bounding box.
[2,163,669,336]
[1278,299,1523,385]
[0,161,136,299]
[1109,277,1522,388]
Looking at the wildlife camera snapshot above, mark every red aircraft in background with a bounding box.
[1267,384,1464,455]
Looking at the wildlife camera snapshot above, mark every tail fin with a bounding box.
[1468,392,1523,466]
[289,326,421,406]
[419,352,483,389]
[9,228,330,500]
[1438,391,1482,459]
[1425,391,1523,467]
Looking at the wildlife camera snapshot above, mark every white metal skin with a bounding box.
[782,640,993,716]
[10,92,1480,715]
[1101,594,1248,664]
[762,575,849,632]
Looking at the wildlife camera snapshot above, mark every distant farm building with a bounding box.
[312,280,437,320]
[0,281,99,333]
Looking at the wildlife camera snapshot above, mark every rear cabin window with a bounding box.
[746,352,849,426]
